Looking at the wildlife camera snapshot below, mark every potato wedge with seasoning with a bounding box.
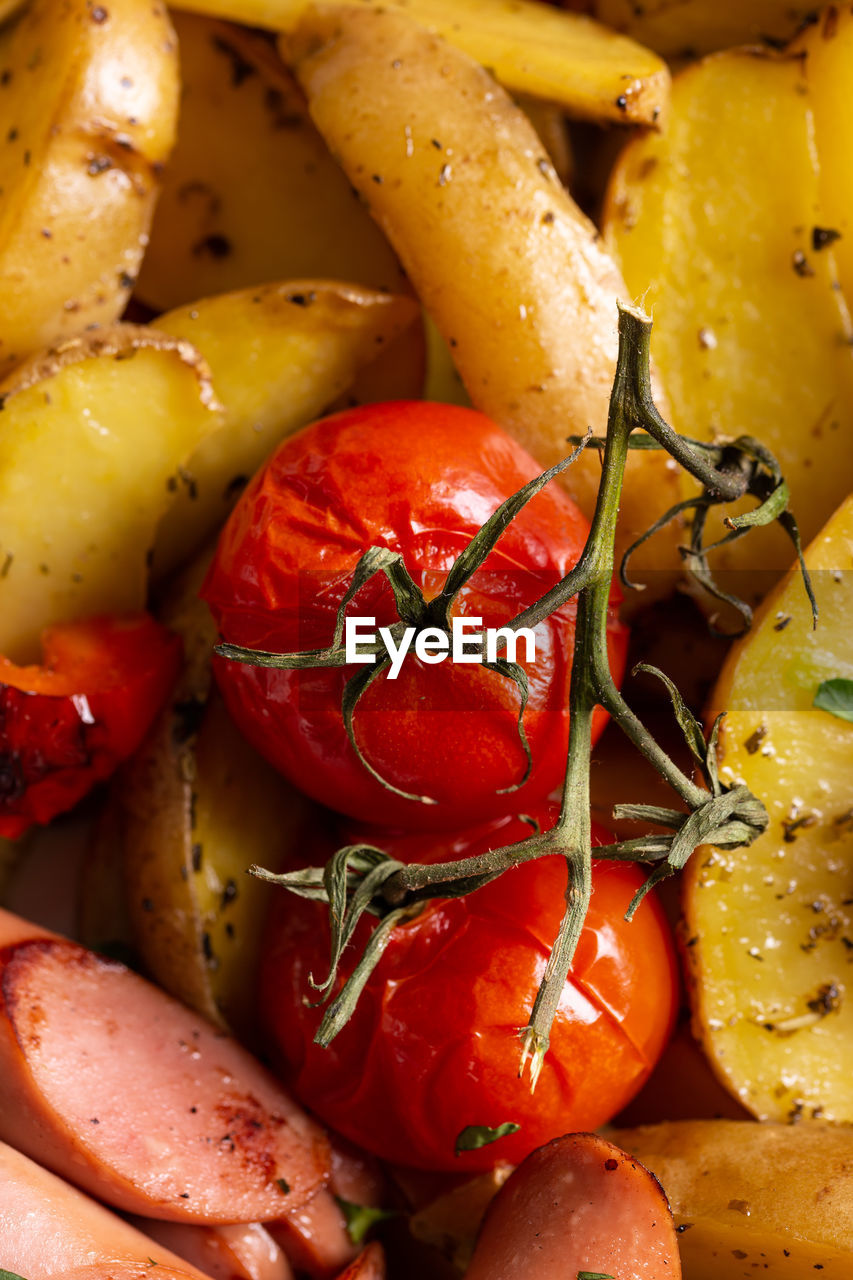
[121,552,319,1038]
[792,6,853,313]
[683,494,853,1123]
[614,1120,853,1278]
[0,282,420,658]
[604,48,853,607]
[0,0,178,376]
[173,0,670,127]
[151,280,422,576]
[136,14,407,312]
[592,0,815,60]
[281,5,682,591]
[0,327,219,662]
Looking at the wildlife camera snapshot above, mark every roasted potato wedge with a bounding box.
[121,551,319,1037]
[0,0,178,375]
[592,0,816,59]
[0,327,219,662]
[604,47,853,607]
[793,6,853,313]
[614,1120,853,1278]
[136,14,406,311]
[174,0,670,126]
[282,5,683,591]
[0,281,420,659]
[684,494,853,1123]
[151,280,422,576]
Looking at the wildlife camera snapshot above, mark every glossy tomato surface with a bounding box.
[204,402,628,830]
[259,807,679,1172]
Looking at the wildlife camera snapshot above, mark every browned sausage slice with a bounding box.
[0,907,328,1222]
[466,1132,681,1280]
[335,1243,386,1280]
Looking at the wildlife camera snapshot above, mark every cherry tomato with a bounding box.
[259,806,679,1173]
[203,401,628,830]
[0,613,181,839]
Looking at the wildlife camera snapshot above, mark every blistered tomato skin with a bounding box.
[203,401,628,831]
[259,809,679,1173]
[0,614,182,839]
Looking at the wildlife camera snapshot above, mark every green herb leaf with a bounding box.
[814,678,853,723]
[276,1177,290,1194]
[0,1271,30,1280]
[454,1121,520,1154]
[577,1272,614,1279]
[335,1197,398,1246]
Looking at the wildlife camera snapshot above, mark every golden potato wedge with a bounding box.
[604,48,853,607]
[151,280,422,577]
[614,1120,853,1278]
[136,14,406,311]
[122,552,318,1037]
[593,0,816,59]
[174,0,670,126]
[0,0,179,375]
[684,494,853,1123]
[282,5,682,591]
[0,327,219,662]
[792,6,853,314]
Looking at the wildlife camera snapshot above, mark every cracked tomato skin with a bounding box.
[203,401,628,830]
[0,614,181,839]
[259,806,679,1173]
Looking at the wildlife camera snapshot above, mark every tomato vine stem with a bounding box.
[238,301,813,1085]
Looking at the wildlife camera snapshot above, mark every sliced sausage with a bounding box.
[0,907,328,1222]
[335,1243,385,1280]
[466,1132,681,1279]
[130,1220,294,1280]
[0,1139,208,1280]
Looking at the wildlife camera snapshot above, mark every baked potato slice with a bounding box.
[151,280,422,577]
[282,5,682,592]
[173,0,670,126]
[0,0,178,375]
[684,494,853,1123]
[121,553,317,1037]
[592,0,815,59]
[0,328,219,662]
[604,47,853,608]
[136,14,406,311]
[614,1120,853,1278]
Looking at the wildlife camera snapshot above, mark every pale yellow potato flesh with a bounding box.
[282,5,683,590]
[604,49,853,608]
[0,0,179,375]
[173,0,670,126]
[793,7,853,318]
[136,14,406,312]
[0,328,219,662]
[615,1120,853,1278]
[151,280,422,577]
[593,0,815,59]
[684,495,853,1123]
[122,554,317,1039]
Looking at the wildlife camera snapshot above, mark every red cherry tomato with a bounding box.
[259,806,679,1173]
[0,613,181,839]
[203,401,628,830]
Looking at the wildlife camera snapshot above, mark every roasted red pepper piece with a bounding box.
[0,614,181,839]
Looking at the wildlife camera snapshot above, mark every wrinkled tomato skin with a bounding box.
[260,807,679,1173]
[204,402,628,830]
[0,614,181,839]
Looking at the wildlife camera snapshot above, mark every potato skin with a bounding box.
[614,1120,853,1278]
[0,0,179,375]
[284,5,682,591]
